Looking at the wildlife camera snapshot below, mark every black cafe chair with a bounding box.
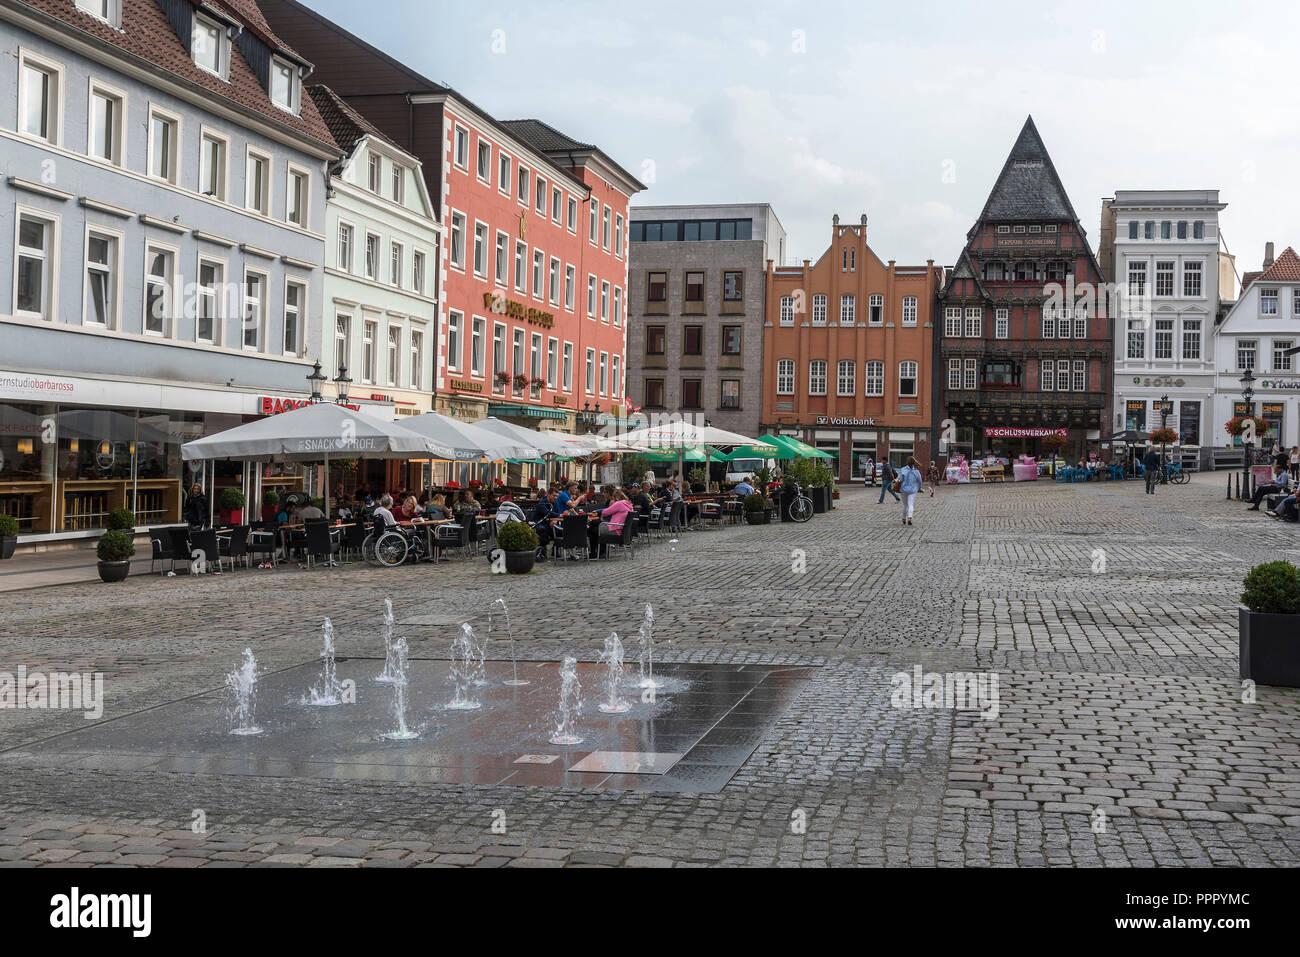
[219,525,250,572]
[247,521,278,567]
[599,518,636,560]
[188,529,219,575]
[167,527,191,574]
[434,521,468,560]
[303,520,337,570]
[560,514,590,561]
[149,527,175,574]
[340,521,366,562]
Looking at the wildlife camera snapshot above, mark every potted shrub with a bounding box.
[512,373,529,394]
[0,513,18,560]
[262,490,280,523]
[495,520,539,574]
[743,493,769,525]
[494,371,511,391]
[218,487,245,525]
[96,528,135,583]
[1239,560,1300,687]
[105,507,135,532]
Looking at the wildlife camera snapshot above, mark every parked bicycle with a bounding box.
[787,484,814,523]
[1163,462,1191,485]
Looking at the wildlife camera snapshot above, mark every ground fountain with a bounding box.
[376,597,398,684]
[446,623,484,710]
[549,656,583,745]
[225,648,262,736]
[636,603,662,690]
[307,617,346,706]
[490,598,529,686]
[597,632,630,714]
[378,637,418,741]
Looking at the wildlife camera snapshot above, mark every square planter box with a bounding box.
[1240,607,1300,687]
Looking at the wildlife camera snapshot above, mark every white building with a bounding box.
[1108,190,1225,462]
[1213,244,1300,452]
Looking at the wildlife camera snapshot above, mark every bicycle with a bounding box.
[1164,462,1191,485]
[787,484,814,523]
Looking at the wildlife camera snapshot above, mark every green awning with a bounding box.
[640,448,708,463]
[721,445,777,461]
[759,433,833,460]
[487,404,568,421]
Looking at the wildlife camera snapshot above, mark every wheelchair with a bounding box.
[362,520,429,567]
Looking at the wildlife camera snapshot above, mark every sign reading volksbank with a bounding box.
[815,416,876,427]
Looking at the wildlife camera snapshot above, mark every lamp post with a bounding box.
[579,402,601,487]
[1158,393,1173,484]
[333,364,352,407]
[1240,368,1256,500]
[306,360,327,404]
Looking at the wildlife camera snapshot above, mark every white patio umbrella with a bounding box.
[620,421,769,490]
[472,417,599,488]
[182,403,455,518]
[402,411,541,461]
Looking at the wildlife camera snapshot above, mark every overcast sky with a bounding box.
[306,0,1295,282]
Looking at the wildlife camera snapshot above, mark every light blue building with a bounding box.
[0,0,342,539]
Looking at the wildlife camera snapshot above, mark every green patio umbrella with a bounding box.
[642,448,707,463]
[759,433,833,460]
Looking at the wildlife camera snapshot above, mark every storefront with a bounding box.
[777,417,932,481]
[0,371,326,540]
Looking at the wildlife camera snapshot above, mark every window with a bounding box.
[588,275,597,317]
[646,325,665,355]
[287,167,307,227]
[367,154,381,192]
[1184,261,1203,298]
[84,230,117,328]
[964,308,982,338]
[837,360,856,396]
[75,0,119,26]
[471,223,487,277]
[269,58,298,114]
[336,315,351,373]
[338,222,353,270]
[532,250,543,298]
[683,325,703,355]
[1154,319,1173,359]
[1193,221,1205,240]
[995,308,1009,339]
[512,329,525,375]
[562,343,573,391]
[565,265,575,311]
[284,282,304,355]
[148,108,178,183]
[1144,221,1155,240]
[552,187,562,222]
[477,140,491,182]
[898,361,918,397]
[454,127,469,169]
[1274,340,1294,372]
[645,378,664,408]
[1160,221,1172,240]
[1128,221,1139,240]
[492,324,506,389]
[776,359,795,395]
[721,325,742,355]
[1295,291,1300,318]
[1071,360,1085,392]
[1040,359,1055,392]
[446,312,462,372]
[984,261,1006,281]
[681,378,701,408]
[387,327,400,386]
[1042,312,1057,339]
[1182,319,1201,360]
[841,294,856,325]
[245,150,269,215]
[599,352,608,395]
[869,294,884,325]
[780,296,795,327]
[902,296,918,326]
[567,198,577,231]
[411,329,424,390]
[1177,221,1188,240]
[648,272,668,302]
[530,334,543,382]
[719,378,739,410]
[143,244,174,336]
[963,359,977,391]
[586,348,596,393]
[413,251,425,294]
[196,259,220,343]
[392,164,404,204]
[518,166,529,205]
[589,199,598,243]
[615,215,624,257]
[1127,260,1147,296]
[192,14,229,77]
[1154,260,1174,297]
[602,206,611,249]
[1014,261,1035,282]
[811,294,827,326]
[944,307,962,338]
[550,258,561,304]
[471,318,485,376]
[1260,288,1278,316]
[242,272,264,349]
[362,320,377,381]
[364,233,379,280]
[947,358,961,390]
[547,338,558,388]
[808,360,827,396]
[391,242,403,287]
[449,213,465,269]
[865,361,884,396]
[1074,317,1086,339]
[535,176,546,213]
[1236,340,1257,372]
[685,272,704,302]
[89,84,124,165]
[499,153,511,193]
[1126,319,1145,359]
[613,287,622,327]
[723,271,744,301]
[600,281,610,322]
[514,241,526,291]
[19,54,61,144]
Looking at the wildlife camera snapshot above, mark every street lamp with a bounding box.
[1158,393,1173,483]
[334,363,352,407]
[1240,368,1256,499]
[578,401,601,433]
[306,360,327,404]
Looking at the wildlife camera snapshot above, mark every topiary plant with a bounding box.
[96,528,136,562]
[743,493,767,512]
[1241,560,1300,615]
[105,508,135,531]
[0,514,18,537]
[496,520,539,552]
[263,490,280,507]
[219,488,246,511]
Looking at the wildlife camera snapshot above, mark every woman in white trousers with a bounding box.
[897,457,924,526]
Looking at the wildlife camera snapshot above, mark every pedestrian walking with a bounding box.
[1290,446,1299,483]
[878,459,900,504]
[898,457,924,525]
[926,460,941,497]
[183,483,210,531]
[1142,446,1161,494]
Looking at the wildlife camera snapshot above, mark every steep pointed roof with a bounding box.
[940,249,991,300]
[1254,246,1300,283]
[978,117,1079,223]
[307,84,405,155]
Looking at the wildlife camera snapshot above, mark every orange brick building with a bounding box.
[762,215,941,480]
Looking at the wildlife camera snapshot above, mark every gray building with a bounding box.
[0,0,341,540]
[626,204,785,444]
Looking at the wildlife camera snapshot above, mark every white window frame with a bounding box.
[453,126,469,170]
[564,264,575,312]
[87,77,126,167]
[410,326,425,390]
[562,342,574,392]
[244,146,271,216]
[837,360,856,396]
[470,316,485,377]
[586,348,596,394]
[964,307,982,338]
[269,56,299,115]
[364,232,380,281]
[412,250,425,295]
[600,280,610,323]
[547,337,558,389]
[869,293,884,326]
[840,294,855,325]
[386,324,401,387]
[902,296,918,327]
[447,310,463,373]
[994,307,1009,339]
[477,138,492,184]
[567,197,578,233]
[532,249,544,299]
[1181,319,1202,360]
[142,240,178,338]
[494,230,509,286]
[473,221,488,278]
[283,279,305,357]
[808,360,827,396]
[241,267,267,351]
[498,152,512,196]
[361,318,378,382]
[191,13,229,80]
[518,165,530,206]
[514,240,527,291]
[898,360,918,398]
[337,221,355,273]
[147,103,181,184]
[195,255,224,345]
[18,48,65,146]
[391,240,404,288]
[944,307,961,338]
[550,256,562,305]
[74,0,120,28]
[776,359,795,395]
[865,360,884,397]
[781,296,796,327]
[198,125,228,201]
[83,223,121,330]
[286,163,309,228]
[449,211,466,270]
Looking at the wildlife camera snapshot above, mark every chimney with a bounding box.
[1265,242,1275,269]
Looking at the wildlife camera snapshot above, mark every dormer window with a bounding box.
[270,57,299,114]
[192,15,228,80]
[75,0,120,29]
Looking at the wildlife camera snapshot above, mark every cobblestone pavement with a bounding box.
[1,473,1299,867]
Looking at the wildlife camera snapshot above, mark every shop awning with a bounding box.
[486,404,568,421]
[758,434,832,459]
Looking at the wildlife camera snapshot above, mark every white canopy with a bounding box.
[402,411,540,461]
[619,421,760,451]
[181,402,454,462]
[471,417,598,457]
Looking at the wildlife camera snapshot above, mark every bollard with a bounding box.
[1227,472,1232,500]
[1234,472,1240,500]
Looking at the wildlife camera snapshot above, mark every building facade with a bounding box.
[0,0,338,540]
[1102,190,1226,461]
[1213,244,1300,451]
[625,204,785,440]
[937,117,1111,463]
[259,0,644,435]
[762,214,940,480]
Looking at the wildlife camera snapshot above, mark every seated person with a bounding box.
[552,483,574,517]
[425,493,453,519]
[1276,492,1299,521]
[1248,466,1292,510]
[457,489,483,515]
[733,475,755,497]
[495,494,527,525]
[533,489,561,555]
[298,501,325,521]
[630,483,654,516]
[593,489,635,557]
[372,494,399,529]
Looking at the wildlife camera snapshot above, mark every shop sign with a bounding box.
[0,372,77,400]
[450,380,483,393]
[553,396,568,406]
[482,292,555,329]
[984,427,1068,438]
[1258,379,1300,390]
[815,416,875,426]
[1131,376,1186,388]
[259,396,360,415]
